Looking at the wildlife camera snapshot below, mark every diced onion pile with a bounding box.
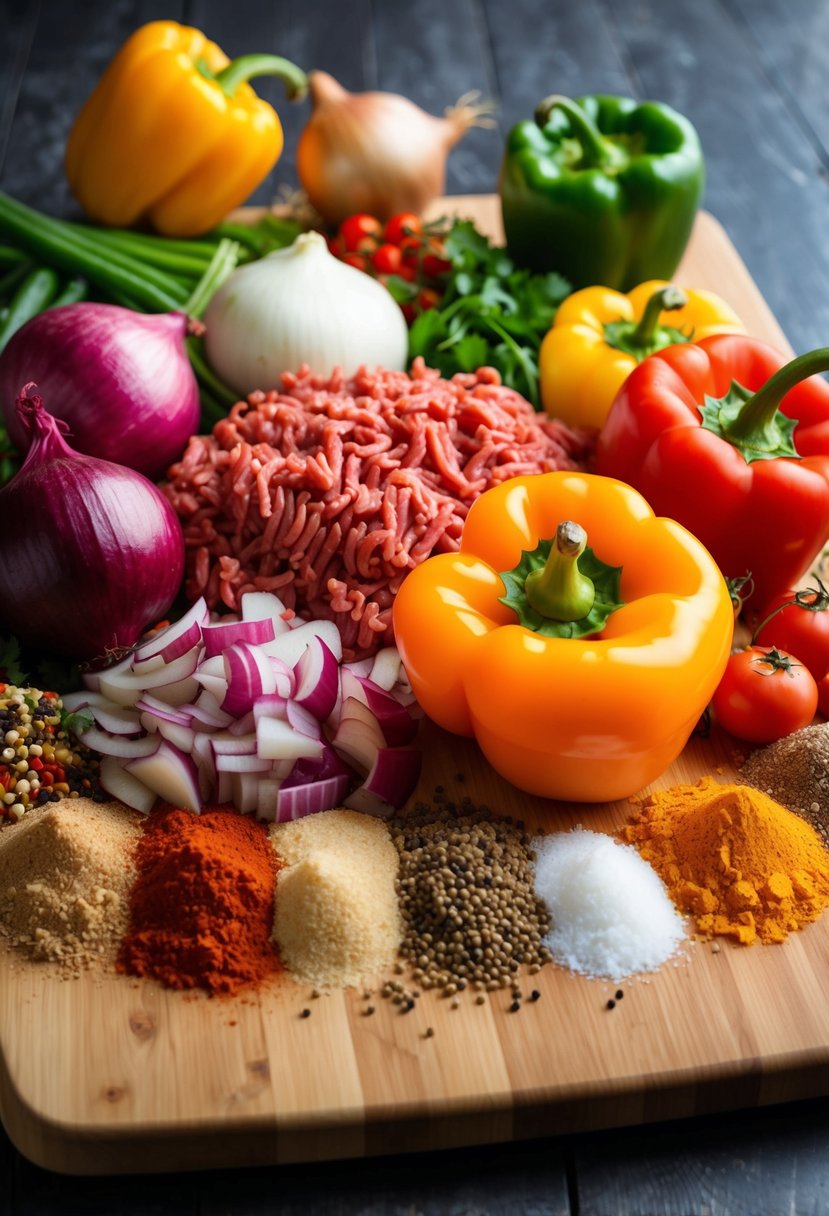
[62,592,421,821]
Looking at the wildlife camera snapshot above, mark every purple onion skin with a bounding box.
[0,304,200,479]
[0,388,185,664]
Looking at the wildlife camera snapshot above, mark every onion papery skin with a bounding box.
[0,304,200,479]
[0,389,185,663]
[296,71,466,226]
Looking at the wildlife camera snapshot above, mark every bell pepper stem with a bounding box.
[631,285,687,346]
[729,348,829,443]
[525,521,596,621]
[534,95,623,170]
[207,55,308,102]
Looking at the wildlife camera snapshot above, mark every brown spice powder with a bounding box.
[0,798,141,971]
[741,723,829,845]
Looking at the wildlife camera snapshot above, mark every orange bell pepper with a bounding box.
[393,472,733,803]
[65,21,307,237]
[539,280,745,429]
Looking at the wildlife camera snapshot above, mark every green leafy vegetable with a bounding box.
[408,219,570,407]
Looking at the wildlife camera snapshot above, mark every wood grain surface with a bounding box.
[0,197,819,1177]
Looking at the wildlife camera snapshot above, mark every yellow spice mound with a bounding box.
[269,809,402,988]
[622,777,829,945]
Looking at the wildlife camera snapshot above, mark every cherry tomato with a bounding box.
[338,213,383,252]
[372,243,403,275]
[399,235,423,268]
[401,301,417,326]
[819,672,829,718]
[416,287,441,312]
[341,251,369,271]
[752,581,829,681]
[422,240,452,279]
[327,234,345,257]
[384,212,422,245]
[712,646,818,744]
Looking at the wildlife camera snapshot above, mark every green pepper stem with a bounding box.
[534,95,623,169]
[631,285,687,346]
[729,348,829,443]
[208,55,308,101]
[525,521,596,621]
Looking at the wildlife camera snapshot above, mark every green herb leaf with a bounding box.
[61,707,94,737]
[499,539,624,639]
[407,216,571,407]
[0,635,26,686]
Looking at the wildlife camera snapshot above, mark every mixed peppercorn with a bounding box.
[0,684,102,822]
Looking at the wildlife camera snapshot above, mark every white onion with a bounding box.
[203,231,408,394]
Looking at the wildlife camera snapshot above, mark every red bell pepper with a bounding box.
[595,335,829,609]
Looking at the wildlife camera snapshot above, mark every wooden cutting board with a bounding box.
[1,198,820,1178]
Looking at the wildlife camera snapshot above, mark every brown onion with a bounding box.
[296,71,495,226]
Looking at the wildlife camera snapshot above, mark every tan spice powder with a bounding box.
[0,797,141,971]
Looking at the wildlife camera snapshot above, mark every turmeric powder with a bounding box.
[621,777,829,946]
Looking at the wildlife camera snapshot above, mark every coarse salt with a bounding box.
[532,828,685,982]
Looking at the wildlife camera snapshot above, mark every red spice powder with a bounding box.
[118,806,281,996]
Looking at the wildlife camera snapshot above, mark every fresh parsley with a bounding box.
[407,219,570,407]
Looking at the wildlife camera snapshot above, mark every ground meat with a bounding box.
[165,360,593,660]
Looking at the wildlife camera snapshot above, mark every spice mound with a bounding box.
[166,360,592,660]
[391,804,551,993]
[533,829,685,981]
[0,798,140,969]
[270,808,401,989]
[741,723,829,846]
[623,777,829,945]
[119,806,281,995]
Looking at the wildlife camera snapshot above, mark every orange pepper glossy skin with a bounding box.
[539,280,745,430]
[65,22,294,237]
[393,472,734,803]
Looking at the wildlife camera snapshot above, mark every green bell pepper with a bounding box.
[498,94,705,291]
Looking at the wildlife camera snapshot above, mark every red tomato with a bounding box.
[819,672,829,718]
[399,235,423,267]
[422,240,452,279]
[712,646,818,744]
[416,287,441,312]
[752,582,829,681]
[341,251,369,271]
[338,213,382,252]
[372,243,403,275]
[384,212,422,245]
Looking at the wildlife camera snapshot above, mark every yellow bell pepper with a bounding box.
[64,21,308,237]
[540,280,745,429]
[392,472,733,803]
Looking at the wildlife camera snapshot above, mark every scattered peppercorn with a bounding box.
[615,989,624,1001]
[423,1027,435,1039]
[530,990,541,1002]
[363,1005,375,1017]
[300,1008,311,1019]
[509,1000,521,1013]
[606,999,616,1011]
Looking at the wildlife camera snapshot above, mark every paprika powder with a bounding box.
[119,806,281,995]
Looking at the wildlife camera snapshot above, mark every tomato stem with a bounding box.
[750,577,829,645]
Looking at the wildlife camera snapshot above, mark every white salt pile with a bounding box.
[533,828,685,981]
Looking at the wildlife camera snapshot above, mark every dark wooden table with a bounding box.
[3,1,829,1212]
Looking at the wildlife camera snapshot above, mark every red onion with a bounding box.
[0,385,185,662]
[0,304,200,478]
